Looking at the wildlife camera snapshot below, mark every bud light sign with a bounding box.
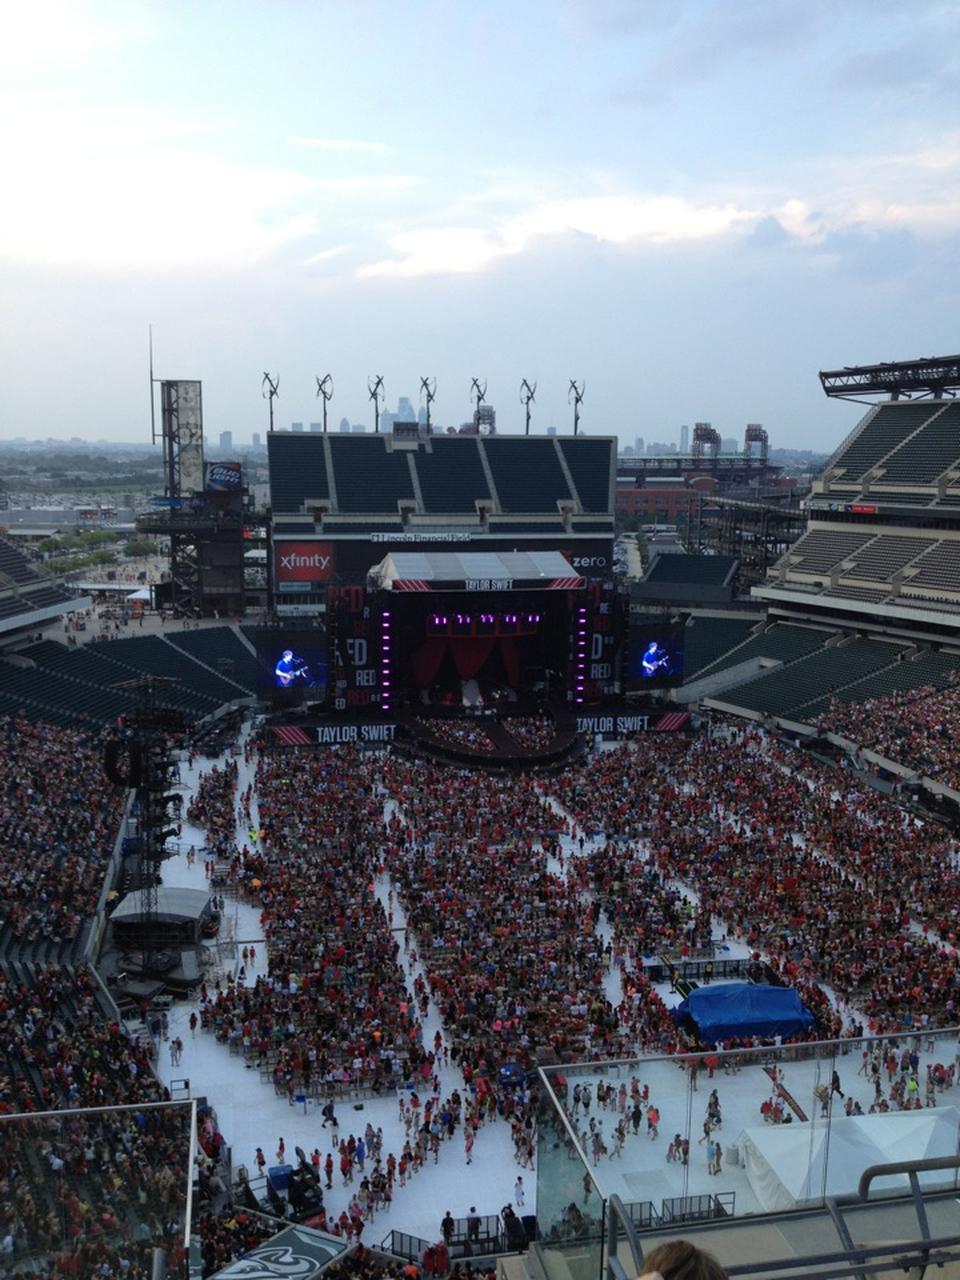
[275,541,336,585]
[204,461,242,491]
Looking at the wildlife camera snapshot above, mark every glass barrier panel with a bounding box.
[0,1099,194,1279]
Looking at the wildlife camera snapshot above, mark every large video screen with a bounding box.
[625,621,685,690]
[255,628,328,705]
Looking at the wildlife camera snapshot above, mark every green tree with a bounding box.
[123,540,158,558]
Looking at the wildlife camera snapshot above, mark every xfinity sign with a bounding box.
[274,541,335,583]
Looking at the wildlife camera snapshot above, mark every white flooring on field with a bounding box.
[148,727,960,1247]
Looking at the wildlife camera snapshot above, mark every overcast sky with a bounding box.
[2,0,959,451]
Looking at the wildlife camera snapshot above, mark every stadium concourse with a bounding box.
[143,712,960,1254]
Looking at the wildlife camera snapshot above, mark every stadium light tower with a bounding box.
[520,379,537,436]
[420,376,436,431]
[471,377,487,430]
[368,375,385,434]
[569,379,585,436]
[315,374,333,433]
[262,372,279,433]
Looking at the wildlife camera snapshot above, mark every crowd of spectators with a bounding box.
[0,714,121,942]
[198,1207,277,1276]
[380,757,623,1071]
[0,964,165,1114]
[10,684,960,1275]
[192,747,425,1095]
[322,1244,497,1280]
[500,715,555,753]
[0,1101,192,1279]
[817,678,960,787]
[416,719,497,755]
[550,730,960,1035]
[186,758,240,859]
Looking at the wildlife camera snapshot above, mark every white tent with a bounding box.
[739,1106,960,1212]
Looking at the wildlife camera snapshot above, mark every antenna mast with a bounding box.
[520,378,537,436]
[148,326,158,444]
[315,374,333,433]
[262,372,280,433]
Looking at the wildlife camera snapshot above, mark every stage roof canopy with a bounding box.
[368,550,584,592]
[112,887,211,925]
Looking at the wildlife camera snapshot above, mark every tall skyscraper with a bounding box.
[680,424,690,453]
[397,396,415,422]
[251,432,262,448]
[309,421,323,433]
[291,422,304,433]
[219,430,233,450]
[635,436,645,456]
[547,426,557,437]
[339,417,351,433]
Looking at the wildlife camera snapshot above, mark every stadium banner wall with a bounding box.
[273,534,614,585]
[576,708,689,736]
[273,722,400,745]
[270,709,687,746]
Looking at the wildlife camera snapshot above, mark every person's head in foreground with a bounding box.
[639,1240,728,1280]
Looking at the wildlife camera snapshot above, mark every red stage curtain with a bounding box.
[499,635,520,688]
[450,635,496,680]
[411,636,448,688]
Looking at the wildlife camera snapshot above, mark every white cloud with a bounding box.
[358,228,508,278]
[303,245,350,266]
[289,137,389,154]
[358,194,759,278]
[0,0,147,71]
[0,103,317,270]
[312,175,421,193]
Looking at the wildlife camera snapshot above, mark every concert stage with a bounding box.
[258,550,626,731]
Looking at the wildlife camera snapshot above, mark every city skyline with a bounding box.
[3,1,960,449]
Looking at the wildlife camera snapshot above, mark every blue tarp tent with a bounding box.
[674,982,814,1042]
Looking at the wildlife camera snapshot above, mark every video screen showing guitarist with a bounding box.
[641,641,671,678]
[274,649,309,688]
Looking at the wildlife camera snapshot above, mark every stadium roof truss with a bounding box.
[820,355,960,403]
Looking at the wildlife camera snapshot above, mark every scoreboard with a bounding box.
[582,580,622,703]
[327,586,383,711]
